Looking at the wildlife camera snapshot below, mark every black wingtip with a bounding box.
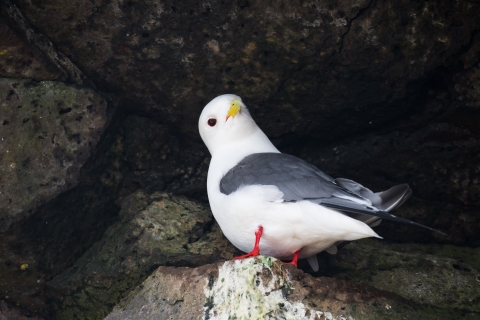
[385,212,447,235]
[419,225,447,236]
[427,226,447,236]
[320,201,446,235]
[402,215,446,235]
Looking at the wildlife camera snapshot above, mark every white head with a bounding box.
[199,94,260,155]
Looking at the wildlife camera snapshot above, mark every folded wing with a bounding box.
[220,152,442,234]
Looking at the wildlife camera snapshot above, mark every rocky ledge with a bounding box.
[105,256,477,320]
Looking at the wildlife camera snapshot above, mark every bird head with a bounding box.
[199,94,258,155]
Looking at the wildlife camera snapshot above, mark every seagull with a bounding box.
[198,94,442,271]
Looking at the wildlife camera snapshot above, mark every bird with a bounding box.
[198,94,442,271]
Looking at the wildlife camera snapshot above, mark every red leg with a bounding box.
[285,249,301,268]
[233,226,263,260]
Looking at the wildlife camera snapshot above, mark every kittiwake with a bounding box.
[198,94,443,271]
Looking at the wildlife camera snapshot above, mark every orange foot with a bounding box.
[285,249,301,268]
[233,226,263,260]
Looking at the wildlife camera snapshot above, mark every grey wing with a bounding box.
[220,153,444,235]
[220,153,366,203]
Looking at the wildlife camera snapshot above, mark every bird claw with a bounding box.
[232,226,263,260]
[284,249,301,268]
[232,249,260,260]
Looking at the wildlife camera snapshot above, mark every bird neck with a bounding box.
[207,129,279,195]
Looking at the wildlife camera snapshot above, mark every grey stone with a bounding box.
[119,116,209,203]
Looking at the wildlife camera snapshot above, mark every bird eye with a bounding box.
[207,118,217,127]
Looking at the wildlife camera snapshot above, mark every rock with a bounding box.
[119,116,209,203]
[0,1,93,86]
[47,191,236,320]
[0,0,479,318]
[0,78,113,315]
[105,256,470,320]
[0,300,45,320]
[6,0,479,139]
[0,21,61,80]
[0,78,109,231]
[316,240,480,315]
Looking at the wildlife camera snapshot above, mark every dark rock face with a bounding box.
[0,79,109,231]
[0,300,45,320]
[0,0,479,318]
[9,0,480,139]
[295,51,480,245]
[0,20,61,80]
[119,116,209,202]
[0,78,113,315]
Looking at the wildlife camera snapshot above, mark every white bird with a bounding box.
[198,94,442,270]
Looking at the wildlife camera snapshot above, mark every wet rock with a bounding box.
[47,190,236,320]
[105,256,470,320]
[0,78,109,231]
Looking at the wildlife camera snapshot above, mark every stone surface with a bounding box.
[47,191,236,320]
[315,239,480,315]
[105,256,475,320]
[0,78,109,231]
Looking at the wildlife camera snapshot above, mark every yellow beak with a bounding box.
[227,100,241,119]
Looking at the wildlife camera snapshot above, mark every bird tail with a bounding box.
[374,184,412,212]
[335,178,412,212]
[331,179,412,231]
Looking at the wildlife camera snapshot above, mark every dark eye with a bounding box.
[207,118,217,127]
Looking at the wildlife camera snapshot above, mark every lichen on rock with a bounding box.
[204,257,335,320]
